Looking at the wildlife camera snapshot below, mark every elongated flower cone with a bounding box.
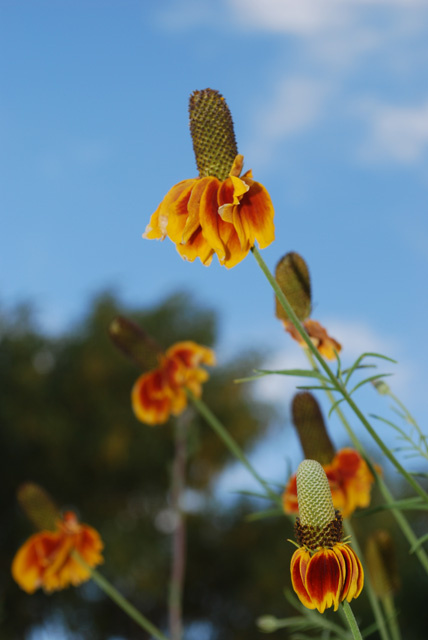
[274,252,341,360]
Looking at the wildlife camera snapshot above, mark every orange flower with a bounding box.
[283,448,376,519]
[284,319,341,360]
[12,511,103,593]
[144,89,275,268]
[291,541,364,614]
[132,340,215,425]
[290,460,364,613]
[144,154,274,268]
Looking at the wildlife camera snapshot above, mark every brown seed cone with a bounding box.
[295,511,343,550]
[292,392,335,465]
[17,483,60,531]
[189,89,238,181]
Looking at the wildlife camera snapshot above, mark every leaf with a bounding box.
[245,508,284,522]
[344,352,396,387]
[348,373,393,396]
[410,533,428,553]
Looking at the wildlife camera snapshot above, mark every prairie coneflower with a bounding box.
[109,317,215,426]
[144,89,275,268]
[275,252,341,360]
[12,511,103,593]
[132,340,215,425]
[290,460,364,613]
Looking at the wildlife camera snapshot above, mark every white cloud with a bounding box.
[229,0,349,35]
[253,317,406,404]
[357,99,428,163]
[229,0,428,36]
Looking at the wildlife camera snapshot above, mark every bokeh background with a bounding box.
[2,1,428,638]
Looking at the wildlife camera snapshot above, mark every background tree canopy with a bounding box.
[1,293,426,639]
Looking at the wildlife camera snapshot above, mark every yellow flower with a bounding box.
[290,460,364,613]
[144,89,275,268]
[12,511,103,593]
[132,340,215,425]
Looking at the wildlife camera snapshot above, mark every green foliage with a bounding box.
[1,291,282,640]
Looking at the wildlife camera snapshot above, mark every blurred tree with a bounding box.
[0,292,288,640]
[1,293,427,639]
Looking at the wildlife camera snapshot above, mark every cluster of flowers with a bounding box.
[12,89,374,626]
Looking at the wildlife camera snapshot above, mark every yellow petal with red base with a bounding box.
[290,548,315,610]
[305,548,343,613]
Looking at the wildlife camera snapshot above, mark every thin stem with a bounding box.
[187,390,282,507]
[72,551,169,640]
[342,601,363,640]
[343,521,390,640]
[381,594,401,640]
[251,246,428,504]
[169,414,188,640]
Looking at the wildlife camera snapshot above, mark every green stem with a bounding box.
[169,415,188,640]
[72,552,169,640]
[305,352,428,574]
[343,521,391,640]
[341,601,363,640]
[187,390,282,507]
[381,594,401,640]
[251,246,428,504]
[305,351,428,574]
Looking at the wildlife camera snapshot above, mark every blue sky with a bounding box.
[2,0,428,488]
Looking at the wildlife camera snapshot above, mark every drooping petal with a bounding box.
[177,228,214,265]
[144,180,196,240]
[132,369,174,425]
[238,179,275,249]
[305,548,343,613]
[166,341,216,369]
[11,531,63,593]
[181,177,213,243]
[336,544,364,603]
[290,548,315,609]
[197,178,227,260]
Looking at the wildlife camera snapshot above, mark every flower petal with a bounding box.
[305,548,343,613]
[290,548,315,609]
[239,179,275,249]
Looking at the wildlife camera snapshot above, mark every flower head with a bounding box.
[284,448,376,519]
[12,511,104,593]
[275,252,341,360]
[132,340,215,425]
[144,89,275,268]
[290,460,364,613]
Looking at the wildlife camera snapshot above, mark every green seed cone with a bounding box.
[292,392,335,465]
[17,483,60,531]
[274,252,311,322]
[109,316,162,372]
[189,89,238,181]
[296,460,335,529]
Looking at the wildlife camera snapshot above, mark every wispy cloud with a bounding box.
[356,99,428,163]
[246,77,330,165]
